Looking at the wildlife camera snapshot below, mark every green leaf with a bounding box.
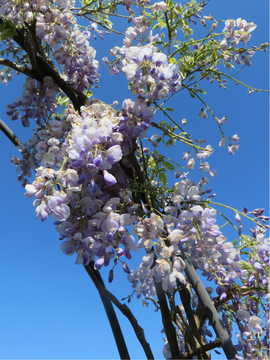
[153,24,161,30]
[188,89,195,98]
[181,55,194,70]
[240,261,254,271]
[194,88,207,95]
[241,235,252,242]
[163,161,175,170]
[164,107,175,112]
[159,172,167,186]
[168,0,173,9]
[0,20,17,41]
[158,19,166,28]
[56,95,70,108]
[179,67,186,79]
[165,138,174,147]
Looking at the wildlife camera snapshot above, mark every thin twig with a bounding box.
[78,13,125,36]
[152,122,194,145]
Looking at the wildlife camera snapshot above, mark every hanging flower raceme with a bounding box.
[14,99,148,271]
[221,18,257,65]
[6,76,58,127]
[107,42,182,101]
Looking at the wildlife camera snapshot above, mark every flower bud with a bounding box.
[108,269,114,283]
[122,262,130,274]
[200,19,206,26]
[235,212,241,223]
[174,169,180,179]
[103,170,117,186]
[219,138,225,147]
[238,224,243,236]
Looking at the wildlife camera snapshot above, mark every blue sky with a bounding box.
[0,1,269,359]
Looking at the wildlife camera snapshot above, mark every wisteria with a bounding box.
[0,0,269,359]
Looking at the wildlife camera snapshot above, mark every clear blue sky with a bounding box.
[0,1,269,359]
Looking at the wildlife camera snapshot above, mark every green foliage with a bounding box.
[163,160,175,171]
[0,19,17,41]
[56,95,70,109]
[159,172,167,186]
[240,261,256,272]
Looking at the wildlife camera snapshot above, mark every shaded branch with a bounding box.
[84,262,155,360]
[169,338,222,359]
[0,119,20,147]
[0,58,42,81]
[154,280,180,358]
[84,262,130,360]
[179,251,237,360]
[178,283,210,359]
[0,16,86,113]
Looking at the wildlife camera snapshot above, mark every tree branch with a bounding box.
[169,338,222,359]
[84,262,130,360]
[179,251,237,360]
[178,283,210,359]
[154,280,180,358]
[84,262,155,360]
[0,119,20,147]
[0,16,86,113]
[0,58,42,81]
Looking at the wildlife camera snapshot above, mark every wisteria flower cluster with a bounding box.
[221,18,257,66]
[106,31,181,101]
[6,76,58,127]
[18,99,139,269]
[0,0,100,91]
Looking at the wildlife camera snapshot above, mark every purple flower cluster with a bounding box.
[15,100,149,270]
[221,18,257,66]
[126,177,269,359]
[107,42,181,102]
[103,14,182,102]
[0,0,99,92]
[36,9,99,91]
[6,76,58,127]
[127,179,245,296]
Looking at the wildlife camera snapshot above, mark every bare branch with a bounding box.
[84,262,155,360]
[0,58,42,82]
[178,283,210,359]
[169,338,222,359]
[179,251,237,360]
[0,119,20,147]
[154,280,180,358]
[77,13,125,36]
[84,262,130,360]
